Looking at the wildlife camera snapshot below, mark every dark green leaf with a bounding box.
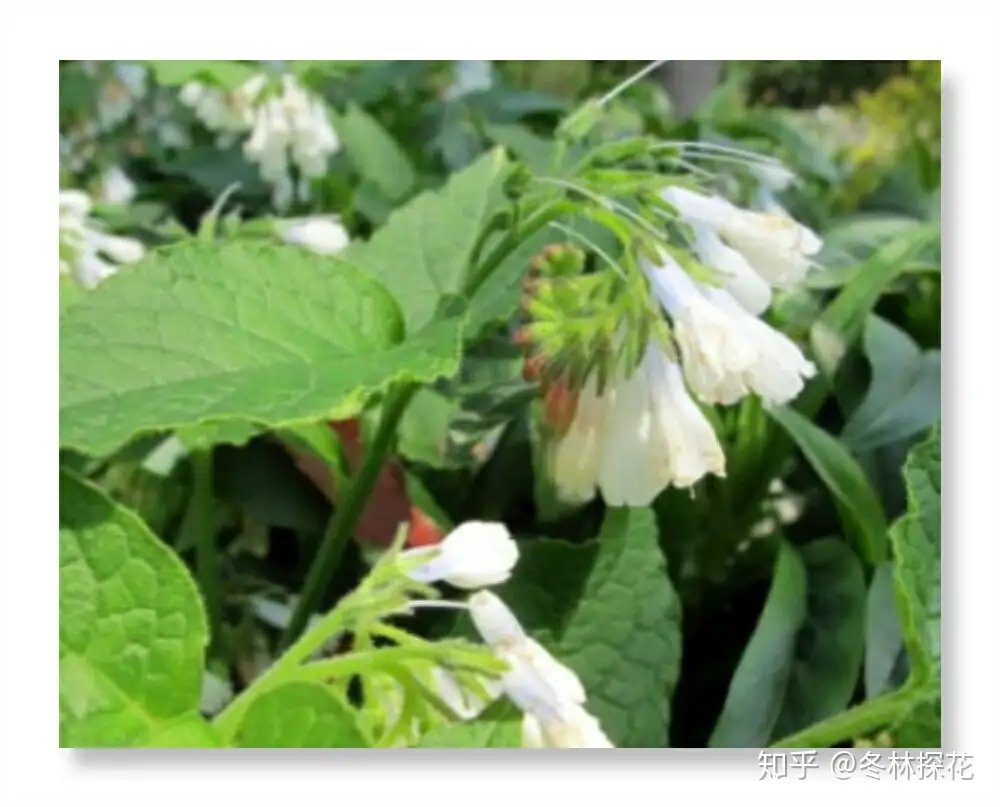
[333,103,418,203]
[768,407,888,566]
[841,315,941,453]
[709,541,808,748]
[865,561,906,699]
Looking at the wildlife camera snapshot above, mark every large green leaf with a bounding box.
[889,427,941,688]
[60,468,211,747]
[344,148,510,334]
[59,241,462,456]
[458,508,681,747]
[769,539,867,740]
[709,541,808,748]
[841,315,941,453]
[234,682,370,748]
[333,102,417,203]
[769,407,888,566]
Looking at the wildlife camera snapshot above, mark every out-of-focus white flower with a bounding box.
[467,591,613,748]
[99,165,137,205]
[181,73,340,212]
[663,185,822,290]
[60,188,145,289]
[644,252,816,407]
[92,62,148,131]
[278,215,350,255]
[443,60,494,101]
[403,521,518,590]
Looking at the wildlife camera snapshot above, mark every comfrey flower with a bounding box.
[443,60,494,101]
[547,341,726,507]
[60,189,145,289]
[180,73,340,211]
[278,215,350,255]
[643,251,816,407]
[663,185,822,292]
[403,522,518,590]
[99,165,137,206]
[468,591,614,748]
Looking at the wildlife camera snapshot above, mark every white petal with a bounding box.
[520,638,586,705]
[549,375,609,504]
[76,251,117,289]
[648,354,727,487]
[596,360,670,507]
[280,216,350,255]
[96,233,145,264]
[468,591,527,647]
[525,704,615,748]
[706,290,817,406]
[646,256,756,404]
[693,225,772,316]
[405,521,518,590]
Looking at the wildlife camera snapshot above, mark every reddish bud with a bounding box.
[543,379,580,436]
[522,353,546,383]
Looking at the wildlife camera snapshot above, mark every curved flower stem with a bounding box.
[279,382,420,650]
[769,689,916,749]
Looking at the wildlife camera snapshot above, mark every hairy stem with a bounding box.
[769,689,916,749]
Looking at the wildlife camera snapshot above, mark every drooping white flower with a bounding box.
[690,223,772,315]
[644,253,816,407]
[278,215,350,255]
[594,344,726,506]
[443,60,495,101]
[100,165,137,206]
[663,185,822,290]
[60,188,145,289]
[645,255,758,404]
[404,521,518,590]
[467,591,613,748]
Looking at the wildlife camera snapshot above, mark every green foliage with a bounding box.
[57,60,941,752]
[59,468,214,747]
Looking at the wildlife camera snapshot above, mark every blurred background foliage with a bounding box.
[60,60,941,747]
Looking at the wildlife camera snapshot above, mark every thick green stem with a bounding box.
[463,200,570,295]
[279,383,419,650]
[769,689,915,749]
[189,450,221,653]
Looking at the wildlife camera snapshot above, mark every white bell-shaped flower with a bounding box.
[467,591,613,748]
[690,223,772,316]
[645,254,757,404]
[429,666,502,721]
[645,252,815,406]
[279,216,350,255]
[404,522,518,590]
[663,185,822,290]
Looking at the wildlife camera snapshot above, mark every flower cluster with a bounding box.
[59,189,145,289]
[529,183,822,508]
[392,521,614,748]
[180,73,341,211]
